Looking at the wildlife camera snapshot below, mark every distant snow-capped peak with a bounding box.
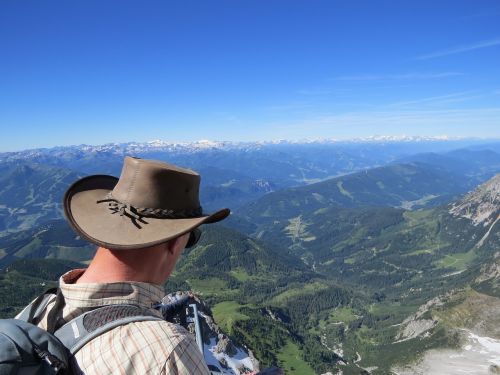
[355,135,455,142]
[0,135,487,161]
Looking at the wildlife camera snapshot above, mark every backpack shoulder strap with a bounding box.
[55,304,163,354]
[16,288,58,324]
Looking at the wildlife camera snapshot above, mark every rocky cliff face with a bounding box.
[449,174,500,226]
[449,174,500,250]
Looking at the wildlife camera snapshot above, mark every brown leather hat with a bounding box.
[63,156,230,250]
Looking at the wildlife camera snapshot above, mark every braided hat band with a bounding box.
[97,192,203,220]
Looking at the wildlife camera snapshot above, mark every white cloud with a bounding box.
[386,91,479,107]
[417,38,500,60]
[334,72,463,81]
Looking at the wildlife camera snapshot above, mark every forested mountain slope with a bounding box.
[0,220,94,268]
[234,161,491,228]
[0,174,497,374]
[0,163,82,232]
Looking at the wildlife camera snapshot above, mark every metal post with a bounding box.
[189,303,204,354]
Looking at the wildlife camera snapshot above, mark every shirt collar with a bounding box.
[59,269,165,310]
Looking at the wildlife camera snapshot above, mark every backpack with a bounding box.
[0,289,162,375]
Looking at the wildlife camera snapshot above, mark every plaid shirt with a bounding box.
[34,269,210,375]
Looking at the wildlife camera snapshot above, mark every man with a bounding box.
[31,156,230,374]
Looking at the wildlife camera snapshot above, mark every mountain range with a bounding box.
[1,139,498,231]
[0,139,499,375]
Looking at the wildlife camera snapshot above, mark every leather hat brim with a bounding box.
[63,175,230,250]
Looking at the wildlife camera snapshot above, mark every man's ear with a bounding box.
[165,237,178,255]
[166,234,188,255]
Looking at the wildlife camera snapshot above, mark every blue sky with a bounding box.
[1,0,499,151]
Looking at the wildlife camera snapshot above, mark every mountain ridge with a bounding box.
[2,136,496,158]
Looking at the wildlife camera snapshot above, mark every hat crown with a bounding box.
[112,157,201,211]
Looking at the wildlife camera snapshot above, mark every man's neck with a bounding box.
[76,246,169,284]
